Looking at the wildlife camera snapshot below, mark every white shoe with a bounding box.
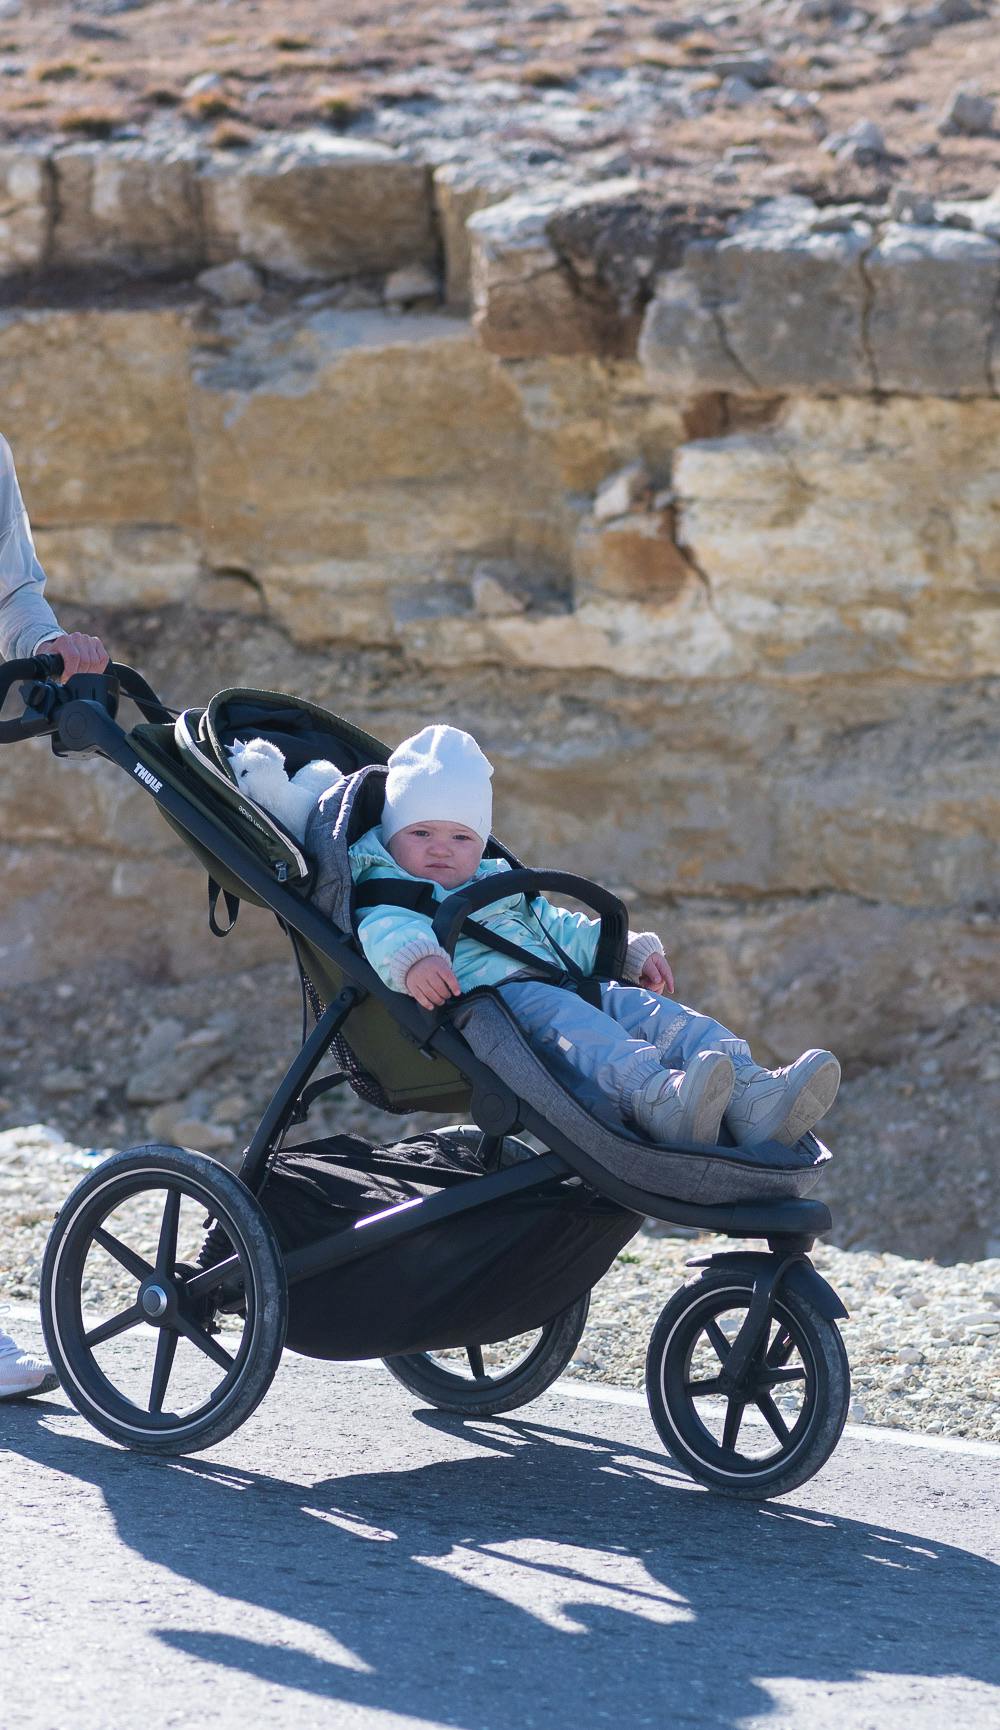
[725,1049,841,1148]
[0,1327,58,1401]
[631,1050,734,1147]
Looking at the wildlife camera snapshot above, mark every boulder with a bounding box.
[432,160,523,308]
[469,177,692,359]
[49,142,204,274]
[640,198,874,396]
[673,395,1000,679]
[0,145,52,274]
[201,134,436,281]
[865,223,1000,395]
[189,308,568,627]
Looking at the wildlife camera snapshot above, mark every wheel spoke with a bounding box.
[466,1344,486,1380]
[721,1394,746,1451]
[766,1325,796,1368]
[176,1316,235,1372]
[687,1375,727,1395]
[149,1327,179,1413]
[92,1228,153,1285]
[184,1254,241,1300]
[155,1187,181,1279]
[704,1319,732,1367]
[756,1390,792,1443]
[84,1302,145,1348]
[759,1365,807,1388]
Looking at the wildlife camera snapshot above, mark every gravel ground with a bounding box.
[3,1122,996,1446]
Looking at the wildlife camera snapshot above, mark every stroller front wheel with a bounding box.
[645,1268,850,1499]
[383,1292,590,1415]
[41,1143,287,1455]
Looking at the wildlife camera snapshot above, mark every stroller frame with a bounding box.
[2,658,851,1498]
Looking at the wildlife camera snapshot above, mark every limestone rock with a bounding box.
[0,309,197,526]
[865,223,1000,395]
[503,356,685,492]
[0,145,52,274]
[469,178,660,359]
[201,134,436,281]
[33,524,201,610]
[470,563,527,616]
[640,199,873,396]
[593,461,650,523]
[383,262,440,304]
[673,395,1000,679]
[573,511,695,605]
[197,260,263,304]
[432,160,523,308]
[126,1022,234,1104]
[49,142,204,274]
[939,83,995,136]
[189,309,568,629]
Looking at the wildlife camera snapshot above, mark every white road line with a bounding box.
[557,1377,1000,1459]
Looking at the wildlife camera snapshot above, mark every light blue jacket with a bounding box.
[349,825,602,993]
[0,436,60,661]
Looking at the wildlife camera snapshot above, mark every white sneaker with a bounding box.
[725,1049,841,1147]
[631,1051,734,1147]
[0,1327,58,1401]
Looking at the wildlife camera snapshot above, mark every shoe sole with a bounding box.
[0,1370,59,1402]
[769,1053,841,1147]
[685,1053,736,1145]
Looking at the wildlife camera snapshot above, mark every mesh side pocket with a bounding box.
[303,971,394,1113]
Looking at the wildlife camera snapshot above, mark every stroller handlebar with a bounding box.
[0,653,66,743]
[0,655,174,745]
[432,868,631,973]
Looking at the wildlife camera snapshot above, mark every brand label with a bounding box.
[133,762,163,794]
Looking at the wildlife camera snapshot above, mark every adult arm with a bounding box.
[0,436,107,677]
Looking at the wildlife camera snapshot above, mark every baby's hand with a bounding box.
[405,954,462,1010]
[640,952,674,995]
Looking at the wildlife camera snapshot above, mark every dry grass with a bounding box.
[34,59,82,82]
[520,62,571,89]
[184,89,238,122]
[311,84,368,128]
[58,107,121,138]
[270,33,313,52]
[209,119,256,149]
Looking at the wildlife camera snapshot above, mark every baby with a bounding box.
[349,724,840,1149]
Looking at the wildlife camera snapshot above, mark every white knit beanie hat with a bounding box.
[381,724,494,843]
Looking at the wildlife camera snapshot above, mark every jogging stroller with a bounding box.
[1,656,851,1499]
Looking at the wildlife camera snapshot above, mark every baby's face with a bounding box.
[388,820,485,888]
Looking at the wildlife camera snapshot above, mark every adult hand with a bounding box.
[639,951,675,995]
[405,953,462,1010]
[44,632,109,682]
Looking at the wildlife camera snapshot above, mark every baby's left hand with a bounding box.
[640,952,674,995]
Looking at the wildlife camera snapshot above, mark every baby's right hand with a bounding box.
[404,954,462,1010]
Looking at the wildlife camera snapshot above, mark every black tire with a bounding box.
[645,1269,850,1499]
[41,1143,287,1455]
[383,1292,590,1416]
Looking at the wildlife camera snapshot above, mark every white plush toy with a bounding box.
[226,737,342,841]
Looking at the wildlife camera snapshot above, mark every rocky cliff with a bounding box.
[2,75,999,1258]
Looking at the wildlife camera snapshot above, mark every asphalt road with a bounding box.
[2,1310,998,1730]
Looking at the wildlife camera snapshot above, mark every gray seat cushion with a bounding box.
[458,996,830,1206]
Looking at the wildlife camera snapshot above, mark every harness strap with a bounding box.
[208,877,240,936]
[352,877,601,995]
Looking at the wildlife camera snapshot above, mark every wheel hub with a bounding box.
[140,1283,170,1319]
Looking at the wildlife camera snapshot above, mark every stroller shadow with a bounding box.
[7,1395,999,1730]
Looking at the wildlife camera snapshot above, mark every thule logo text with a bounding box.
[133,763,163,794]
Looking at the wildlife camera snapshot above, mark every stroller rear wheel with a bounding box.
[383,1292,589,1415]
[41,1144,287,1455]
[645,1268,850,1499]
